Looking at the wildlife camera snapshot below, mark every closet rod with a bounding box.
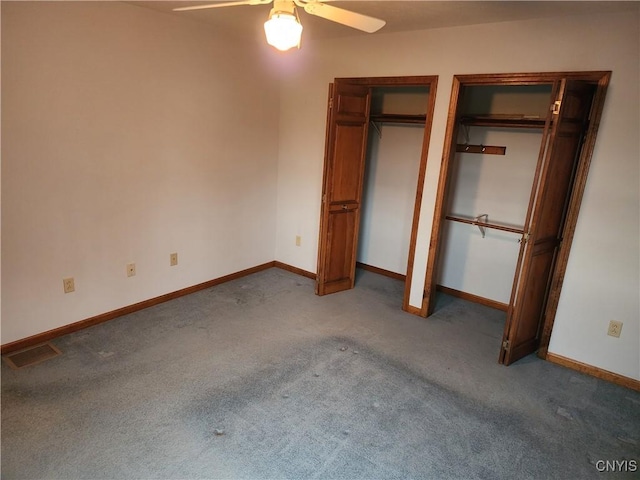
[445,215,525,235]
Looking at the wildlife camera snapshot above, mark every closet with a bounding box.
[316,76,437,314]
[423,72,611,365]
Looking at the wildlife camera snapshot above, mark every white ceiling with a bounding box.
[129,1,639,44]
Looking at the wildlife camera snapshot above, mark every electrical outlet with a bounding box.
[170,253,178,266]
[127,263,136,277]
[63,277,75,293]
[607,320,623,338]
[295,235,301,247]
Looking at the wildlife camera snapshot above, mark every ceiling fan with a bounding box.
[173,0,386,51]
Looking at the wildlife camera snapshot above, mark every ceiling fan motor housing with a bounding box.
[271,0,296,16]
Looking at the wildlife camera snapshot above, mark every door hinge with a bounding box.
[502,340,510,350]
[329,98,334,109]
[519,232,530,244]
[552,100,561,115]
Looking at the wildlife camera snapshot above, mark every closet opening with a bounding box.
[422,72,611,365]
[357,86,430,299]
[316,76,438,314]
[437,84,553,312]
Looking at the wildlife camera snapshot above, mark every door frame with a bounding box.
[421,71,611,360]
[317,75,438,313]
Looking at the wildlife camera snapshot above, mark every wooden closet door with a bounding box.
[316,81,371,295]
[500,80,595,365]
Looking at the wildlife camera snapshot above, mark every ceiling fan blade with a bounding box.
[173,0,271,12]
[301,2,385,33]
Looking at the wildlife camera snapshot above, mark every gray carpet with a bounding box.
[2,268,639,479]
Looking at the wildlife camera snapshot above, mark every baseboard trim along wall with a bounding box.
[356,262,406,281]
[546,352,640,392]
[1,262,277,355]
[404,305,423,316]
[273,261,316,279]
[3,262,638,393]
[1,261,319,355]
[436,285,509,312]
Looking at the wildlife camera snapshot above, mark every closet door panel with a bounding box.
[533,130,582,242]
[316,82,371,296]
[322,209,358,293]
[501,80,595,365]
[507,254,555,361]
[329,125,366,202]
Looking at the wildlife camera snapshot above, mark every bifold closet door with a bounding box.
[316,82,371,296]
[500,80,595,365]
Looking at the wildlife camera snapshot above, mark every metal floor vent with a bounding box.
[3,343,62,369]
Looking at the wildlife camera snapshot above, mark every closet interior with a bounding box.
[437,84,553,309]
[358,86,430,281]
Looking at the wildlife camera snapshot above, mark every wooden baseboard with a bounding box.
[356,262,406,281]
[404,305,423,316]
[436,285,508,312]
[356,263,425,317]
[9,261,636,393]
[1,262,276,355]
[546,352,640,392]
[273,261,316,279]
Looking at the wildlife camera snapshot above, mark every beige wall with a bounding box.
[1,2,280,343]
[358,124,424,275]
[273,11,640,379]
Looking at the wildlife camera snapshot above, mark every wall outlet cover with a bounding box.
[607,320,623,338]
[63,277,75,294]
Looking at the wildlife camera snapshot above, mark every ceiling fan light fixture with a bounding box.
[264,8,303,51]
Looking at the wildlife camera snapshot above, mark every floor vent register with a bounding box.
[2,343,62,369]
